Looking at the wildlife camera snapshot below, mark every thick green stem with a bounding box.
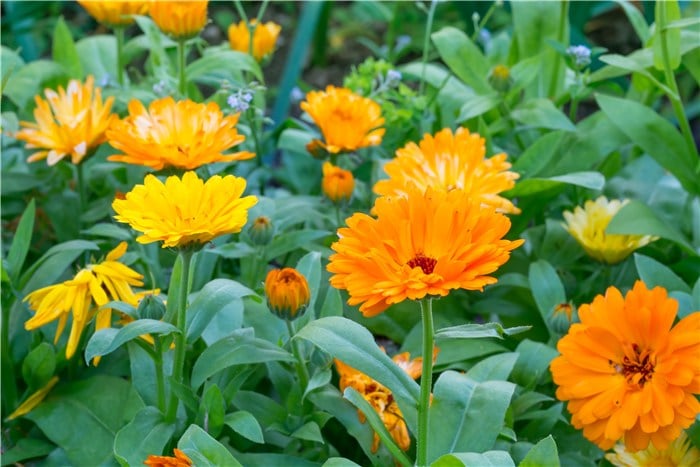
[286,320,309,391]
[165,249,193,422]
[115,26,125,86]
[416,298,434,467]
[177,39,187,97]
[547,0,569,99]
[154,337,166,413]
[334,204,342,228]
[418,0,438,99]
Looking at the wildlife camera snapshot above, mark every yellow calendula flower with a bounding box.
[112,171,258,249]
[228,19,281,62]
[78,0,149,27]
[144,448,192,467]
[107,97,254,171]
[322,162,354,203]
[265,268,310,321]
[15,76,116,165]
[606,431,700,467]
[562,197,657,264]
[149,0,208,40]
[374,127,520,214]
[7,376,59,420]
[23,242,144,359]
[301,86,385,155]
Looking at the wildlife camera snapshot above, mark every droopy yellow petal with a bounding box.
[7,376,59,420]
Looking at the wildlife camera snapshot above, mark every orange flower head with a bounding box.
[265,268,310,321]
[149,0,208,40]
[107,97,254,171]
[78,1,149,26]
[322,162,354,203]
[550,281,700,452]
[112,171,258,249]
[301,85,385,154]
[144,448,192,467]
[327,186,524,316]
[373,127,520,214]
[15,76,116,165]
[228,19,281,61]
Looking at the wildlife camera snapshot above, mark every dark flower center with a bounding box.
[613,343,655,387]
[407,253,437,275]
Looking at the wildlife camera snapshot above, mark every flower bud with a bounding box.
[265,268,310,321]
[137,294,166,321]
[248,216,274,246]
[322,162,354,203]
[488,64,512,93]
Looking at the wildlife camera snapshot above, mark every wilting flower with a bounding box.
[149,0,208,40]
[144,448,192,467]
[374,127,520,214]
[301,86,385,154]
[228,19,281,61]
[265,268,310,321]
[78,1,148,27]
[328,186,523,317]
[322,162,354,203]
[7,376,59,420]
[112,171,258,249]
[335,350,432,452]
[15,76,116,165]
[605,431,700,467]
[550,281,700,451]
[24,242,144,359]
[107,97,253,171]
[562,197,657,264]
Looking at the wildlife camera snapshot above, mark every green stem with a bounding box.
[115,26,125,86]
[177,39,188,97]
[418,0,438,98]
[471,2,497,42]
[76,163,87,222]
[416,298,434,467]
[154,337,166,413]
[1,301,18,414]
[286,320,309,391]
[547,0,569,99]
[334,204,342,228]
[498,102,526,152]
[165,249,193,423]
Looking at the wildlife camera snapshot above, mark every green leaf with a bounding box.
[511,99,575,131]
[80,223,132,241]
[21,342,55,390]
[614,0,651,43]
[598,54,676,96]
[25,375,144,467]
[6,198,35,284]
[197,384,225,438]
[431,26,492,94]
[506,172,605,197]
[290,421,325,443]
[265,230,331,261]
[466,352,519,382]
[187,49,262,86]
[322,459,363,467]
[320,286,343,318]
[0,438,55,466]
[595,93,699,194]
[304,368,332,399]
[190,329,294,389]
[295,251,322,319]
[113,407,175,467]
[432,451,515,467]
[634,254,691,294]
[436,323,531,340]
[653,0,681,70]
[20,240,100,293]
[75,36,117,83]
[296,317,420,432]
[606,200,694,253]
[52,17,83,78]
[456,93,501,123]
[519,435,560,467]
[178,424,243,467]
[511,340,558,388]
[84,319,179,365]
[2,60,68,110]
[186,279,255,343]
[512,131,566,178]
[528,260,566,333]
[224,411,264,443]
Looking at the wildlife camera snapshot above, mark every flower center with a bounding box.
[407,253,437,275]
[613,343,655,387]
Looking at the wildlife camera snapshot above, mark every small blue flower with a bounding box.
[386,69,402,85]
[567,45,592,68]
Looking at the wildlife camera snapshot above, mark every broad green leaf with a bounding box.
[528,260,566,333]
[80,223,132,241]
[290,421,324,443]
[190,329,294,389]
[0,438,55,466]
[598,54,675,96]
[21,342,55,390]
[511,99,575,131]
[320,286,343,318]
[1,46,25,88]
[322,459,362,467]
[178,424,243,467]
[186,279,255,343]
[466,352,519,382]
[84,319,179,364]
[196,385,225,438]
[206,242,256,259]
[431,26,492,94]
[113,407,175,467]
[634,254,691,294]
[6,198,35,284]
[653,0,681,70]
[506,172,605,197]
[25,375,143,467]
[20,240,100,293]
[224,411,264,443]
[456,93,501,123]
[511,340,558,388]
[606,200,694,253]
[3,60,68,110]
[296,317,420,432]
[595,93,699,194]
[432,451,515,467]
[436,323,531,340]
[512,132,566,178]
[75,36,117,83]
[265,229,330,261]
[519,435,560,467]
[295,251,322,319]
[52,17,83,78]
[187,49,262,85]
[304,368,332,399]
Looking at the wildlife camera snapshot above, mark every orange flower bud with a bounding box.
[265,268,310,321]
[322,162,354,203]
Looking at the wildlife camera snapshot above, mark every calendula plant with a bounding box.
[2,0,699,466]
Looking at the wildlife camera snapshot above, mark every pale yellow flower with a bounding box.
[606,431,700,466]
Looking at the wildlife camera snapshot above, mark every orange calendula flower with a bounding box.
[327,186,524,316]
[550,281,700,452]
[78,0,149,27]
[322,162,354,203]
[7,376,59,420]
[301,85,385,154]
[265,268,310,321]
[15,76,116,165]
[112,171,258,249]
[144,448,192,467]
[107,97,253,171]
[373,128,520,214]
[606,431,700,466]
[23,242,144,359]
[228,19,281,61]
[149,0,208,40]
[562,197,657,264]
